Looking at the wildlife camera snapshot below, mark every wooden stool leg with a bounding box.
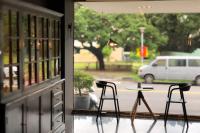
[131,98,139,123]
[141,97,156,120]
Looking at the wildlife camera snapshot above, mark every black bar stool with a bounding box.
[164,83,191,126]
[96,80,120,121]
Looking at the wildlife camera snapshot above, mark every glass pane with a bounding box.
[31,16,36,37]
[42,61,46,80]
[3,11,9,64]
[44,40,48,59]
[3,41,9,64]
[45,62,48,79]
[38,17,42,37]
[50,60,54,76]
[55,21,58,38]
[31,40,36,61]
[169,59,186,67]
[55,59,59,75]
[12,65,19,91]
[39,62,43,82]
[31,63,36,84]
[3,81,10,95]
[3,65,19,95]
[58,58,60,75]
[43,19,48,38]
[3,10,9,40]
[50,20,54,38]
[188,59,200,67]
[51,40,55,57]
[3,66,10,95]
[153,59,166,66]
[24,63,29,86]
[57,21,60,38]
[12,40,18,63]
[54,41,57,57]
[23,14,29,37]
[11,11,18,37]
[169,59,176,66]
[24,39,29,62]
[39,40,43,60]
[57,40,60,57]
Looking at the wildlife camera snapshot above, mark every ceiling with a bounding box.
[78,0,200,14]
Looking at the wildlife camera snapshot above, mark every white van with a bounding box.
[138,56,200,85]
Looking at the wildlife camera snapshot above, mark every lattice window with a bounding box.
[51,20,61,77]
[2,9,20,95]
[2,7,62,95]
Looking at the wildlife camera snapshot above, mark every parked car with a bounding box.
[138,56,200,85]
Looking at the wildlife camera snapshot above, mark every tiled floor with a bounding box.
[74,115,200,133]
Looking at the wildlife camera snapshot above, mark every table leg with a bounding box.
[131,98,139,123]
[141,97,156,120]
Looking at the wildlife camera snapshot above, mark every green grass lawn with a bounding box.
[132,74,144,82]
[74,62,97,70]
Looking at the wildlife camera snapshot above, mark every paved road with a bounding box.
[92,79,200,116]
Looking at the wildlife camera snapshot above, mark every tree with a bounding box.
[74,5,167,70]
[146,14,200,52]
[74,5,110,70]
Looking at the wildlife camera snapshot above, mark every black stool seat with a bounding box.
[96,80,120,122]
[164,83,191,127]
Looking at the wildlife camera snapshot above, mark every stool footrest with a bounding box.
[102,95,118,100]
[167,100,186,103]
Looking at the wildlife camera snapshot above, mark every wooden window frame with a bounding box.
[1,5,63,98]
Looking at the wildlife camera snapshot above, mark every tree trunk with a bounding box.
[87,47,105,70]
[96,54,105,70]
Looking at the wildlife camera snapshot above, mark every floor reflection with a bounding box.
[164,121,189,133]
[96,117,120,133]
[132,120,157,133]
[74,115,200,133]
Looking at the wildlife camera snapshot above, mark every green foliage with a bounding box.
[74,5,168,50]
[148,49,159,59]
[74,62,97,70]
[146,14,200,52]
[129,51,140,60]
[102,45,112,60]
[74,71,94,96]
[75,4,168,69]
[75,5,110,46]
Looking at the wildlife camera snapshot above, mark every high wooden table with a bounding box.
[130,86,156,123]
